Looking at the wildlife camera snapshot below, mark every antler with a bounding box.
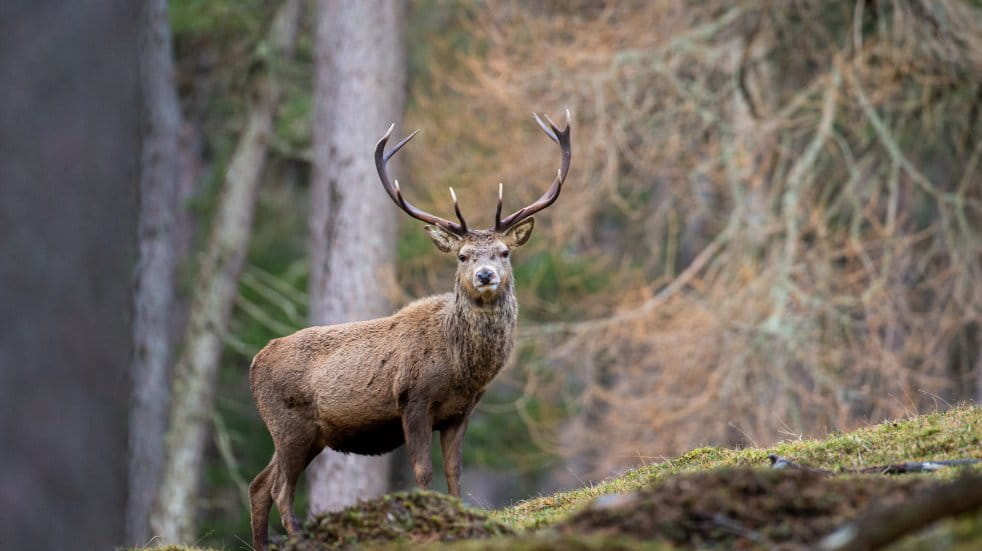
[375,124,468,235]
[494,109,572,233]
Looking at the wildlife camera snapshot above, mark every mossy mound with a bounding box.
[499,405,981,529]
[272,491,514,550]
[560,467,936,549]
[137,407,980,551]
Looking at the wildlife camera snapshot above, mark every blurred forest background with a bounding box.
[1,0,980,549]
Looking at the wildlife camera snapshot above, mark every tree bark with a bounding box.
[127,0,183,544]
[307,0,408,513]
[150,0,301,543]
[0,2,140,548]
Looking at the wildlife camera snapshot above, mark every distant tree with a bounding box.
[307,0,408,512]
[150,0,301,542]
[127,0,183,544]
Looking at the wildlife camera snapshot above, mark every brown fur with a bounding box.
[248,222,533,551]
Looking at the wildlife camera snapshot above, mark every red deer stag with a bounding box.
[248,111,571,550]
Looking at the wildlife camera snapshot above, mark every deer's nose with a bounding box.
[476,268,496,285]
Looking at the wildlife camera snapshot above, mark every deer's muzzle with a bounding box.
[473,266,500,292]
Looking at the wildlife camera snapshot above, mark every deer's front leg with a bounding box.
[440,393,481,497]
[439,419,467,497]
[401,401,434,489]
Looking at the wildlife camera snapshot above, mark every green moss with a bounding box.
[495,405,981,530]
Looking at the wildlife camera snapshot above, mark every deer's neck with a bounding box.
[443,281,518,389]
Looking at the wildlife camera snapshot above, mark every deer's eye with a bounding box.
[501,250,510,259]
[458,254,467,262]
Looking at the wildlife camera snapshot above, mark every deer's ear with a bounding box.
[424,225,461,253]
[503,218,535,247]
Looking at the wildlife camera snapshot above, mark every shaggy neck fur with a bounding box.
[442,279,518,389]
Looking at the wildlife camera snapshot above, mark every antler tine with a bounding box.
[449,187,468,232]
[383,129,420,163]
[375,125,468,235]
[533,113,558,143]
[494,110,572,233]
[494,183,503,230]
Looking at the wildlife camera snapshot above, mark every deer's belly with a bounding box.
[323,417,405,456]
[318,389,483,455]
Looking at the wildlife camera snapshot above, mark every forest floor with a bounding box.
[146,404,982,550]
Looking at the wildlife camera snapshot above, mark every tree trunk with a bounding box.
[150,0,301,543]
[307,0,407,513]
[0,2,140,548]
[127,0,182,544]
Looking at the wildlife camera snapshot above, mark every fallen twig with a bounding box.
[857,459,981,475]
[767,454,979,475]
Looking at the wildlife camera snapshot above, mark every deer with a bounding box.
[247,111,571,551]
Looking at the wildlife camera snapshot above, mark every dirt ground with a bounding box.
[266,463,982,551]
[270,468,953,550]
[559,467,936,550]
[270,491,514,550]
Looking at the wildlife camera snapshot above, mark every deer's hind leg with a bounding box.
[250,456,276,551]
[270,423,320,535]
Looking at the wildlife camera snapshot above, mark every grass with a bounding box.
[140,404,981,550]
[493,404,981,531]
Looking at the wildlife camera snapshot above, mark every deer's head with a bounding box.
[375,111,571,302]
